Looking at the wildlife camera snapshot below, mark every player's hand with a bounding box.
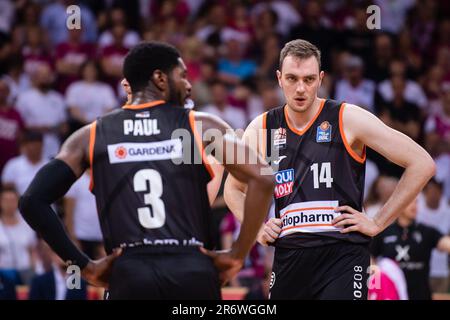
[200,247,244,286]
[256,218,282,246]
[332,206,382,237]
[81,248,122,288]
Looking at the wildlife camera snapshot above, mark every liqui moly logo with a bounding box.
[274,169,294,199]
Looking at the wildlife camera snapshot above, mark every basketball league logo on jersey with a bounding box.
[316,121,332,143]
[274,127,287,149]
[274,168,294,199]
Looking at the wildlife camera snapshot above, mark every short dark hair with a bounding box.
[20,130,43,144]
[123,41,181,92]
[426,177,444,190]
[279,39,321,70]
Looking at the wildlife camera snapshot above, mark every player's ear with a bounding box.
[152,70,167,91]
[319,71,325,86]
[276,70,282,87]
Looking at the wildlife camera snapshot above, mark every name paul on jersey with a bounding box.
[124,119,160,136]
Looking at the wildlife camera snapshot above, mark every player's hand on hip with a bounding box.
[200,247,244,286]
[257,218,282,246]
[332,206,382,237]
[81,248,122,288]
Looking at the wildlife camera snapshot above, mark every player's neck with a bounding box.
[286,97,322,129]
[397,216,413,227]
[129,90,165,106]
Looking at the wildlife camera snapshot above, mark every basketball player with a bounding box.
[19,42,275,299]
[224,39,436,299]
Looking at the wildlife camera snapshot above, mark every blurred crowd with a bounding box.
[0,0,449,300]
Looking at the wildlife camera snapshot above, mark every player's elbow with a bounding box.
[422,155,436,180]
[18,194,37,222]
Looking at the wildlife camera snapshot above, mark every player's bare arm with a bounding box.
[437,236,450,253]
[223,113,282,246]
[193,111,275,284]
[19,125,122,287]
[332,104,436,236]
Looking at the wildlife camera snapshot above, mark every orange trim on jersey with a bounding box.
[280,206,336,219]
[122,100,165,110]
[282,224,333,231]
[284,98,326,136]
[88,121,97,191]
[189,111,215,179]
[261,112,267,159]
[339,103,366,164]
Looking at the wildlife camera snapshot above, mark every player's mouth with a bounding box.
[294,97,307,104]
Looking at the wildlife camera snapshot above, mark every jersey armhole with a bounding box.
[261,112,268,160]
[89,120,97,191]
[339,103,366,164]
[189,111,215,179]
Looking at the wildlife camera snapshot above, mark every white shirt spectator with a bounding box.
[374,0,416,34]
[1,74,32,106]
[201,104,247,130]
[65,173,102,241]
[1,154,47,195]
[0,214,37,270]
[435,154,450,201]
[334,79,376,112]
[378,79,428,109]
[15,88,67,158]
[98,30,141,49]
[416,195,450,278]
[53,266,67,300]
[251,1,302,36]
[0,0,14,33]
[66,81,117,123]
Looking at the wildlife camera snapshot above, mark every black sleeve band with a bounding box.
[19,159,90,269]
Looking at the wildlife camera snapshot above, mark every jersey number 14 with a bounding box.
[310,162,333,189]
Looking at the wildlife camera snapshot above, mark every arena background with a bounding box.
[0,0,449,300]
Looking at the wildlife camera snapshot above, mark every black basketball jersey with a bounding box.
[265,99,370,248]
[371,221,443,300]
[89,101,214,253]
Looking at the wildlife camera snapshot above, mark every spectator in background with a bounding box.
[1,56,31,105]
[334,55,376,112]
[374,0,416,35]
[371,198,450,300]
[98,7,140,50]
[256,34,280,81]
[417,178,450,294]
[191,59,217,107]
[15,64,68,158]
[218,38,257,87]
[40,0,97,46]
[366,33,394,82]
[55,28,96,93]
[0,186,37,286]
[0,79,24,175]
[65,60,116,132]
[364,175,399,219]
[201,80,247,129]
[29,240,87,300]
[1,131,47,196]
[64,170,103,260]
[378,60,428,110]
[99,24,129,91]
[368,257,408,300]
[21,26,52,78]
[377,76,422,142]
[424,82,450,157]
[341,6,375,64]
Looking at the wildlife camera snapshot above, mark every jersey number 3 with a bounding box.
[133,169,166,229]
[310,162,333,189]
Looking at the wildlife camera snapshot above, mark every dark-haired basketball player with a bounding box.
[19,41,275,299]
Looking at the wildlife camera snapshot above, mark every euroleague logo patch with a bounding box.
[274,169,294,199]
[316,120,332,143]
[115,146,127,159]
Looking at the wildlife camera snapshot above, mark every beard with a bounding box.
[167,77,184,106]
